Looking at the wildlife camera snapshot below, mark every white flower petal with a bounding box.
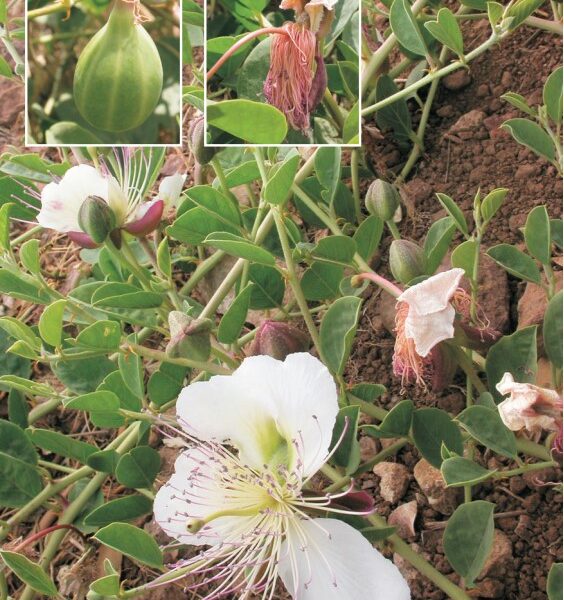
[105,174,129,225]
[153,447,250,546]
[404,304,456,357]
[37,165,107,233]
[279,518,411,600]
[177,354,337,475]
[398,268,464,316]
[159,174,186,208]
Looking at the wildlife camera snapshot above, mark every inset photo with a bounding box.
[26,0,181,146]
[205,0,360,146]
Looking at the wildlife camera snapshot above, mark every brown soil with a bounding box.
[351,13,563,600]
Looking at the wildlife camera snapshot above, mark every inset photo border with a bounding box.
[25,0,182,147]
[203,0,361,147]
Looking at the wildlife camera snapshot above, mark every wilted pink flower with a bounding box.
[496,372,563,433]
[264,22,320,133]
[392,268,499,389]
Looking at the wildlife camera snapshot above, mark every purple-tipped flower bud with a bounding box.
[78,195,116,244]
[166,311,213,362]
[188,115,216,166]
[389,239,427,284]
[248,320,310,360]
[365,179,400,222]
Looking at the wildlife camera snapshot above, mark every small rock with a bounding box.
[373,462,410,503]
[436,104,455,118]
[471,578,505,598]
[501,70,512,87]
[445,110,486,143]
[515,514,533,540]
[413,459,461,515]
[401,179,434,217]
[442,69,472,91]
[518,273,563,331]
[523,492,541,512]
[508,213,527,231]
[476,83,490,97]
[515,163,541,180]
[509,476,526,494]
[479,530,513,578]
[388,501,418,539]
[359,435,378,462]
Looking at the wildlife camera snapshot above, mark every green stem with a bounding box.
[210,157,233,200]
[11,226,43,248]
[493,460,556,480]
[351,149,363,224]
[273,209,321,353]
[347,395,389,421]
[386,220,401,240]
[516,437,553,461]
[323,88,345,132]
[362,33,505,117]
[27,0,73,18]
[448,343,487,393]
[28,397,63,424]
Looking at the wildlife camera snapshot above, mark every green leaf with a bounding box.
[501,118,555,162]
[217,282,254,344]
[487,1,504,26]
[486,326,538,402]
[501,91,536,116]
[76,320,122,351]
[207,100,288,144]
[312,236,357,265]
[301,262,343,300]
[0,375,56,397]
[0,420,42,507]
[443,501,495,586]
[38,299,66,347]
[330,406,361,475]
[45,122,103,145]
[237,37,271,102]
[353,214,383,261]
[0,316,41,350]
[99,370,142,411]
[92,283,163,309]
[319,296,362,376]
[412,407,464,468]
[94,523,163,569]
[343,101,360,144]
[389,0,428,56]
[147,363,188,407]
[436,193,468,236]
[19,239,41,275]
[547,563,563,600]
[118,344,144,401]
[424,8,464,57]
[0,551,57,597]
[0,269,50,304]
[375,75,413,144]
[544,291,563,367]
[424,217,456,274]
[53,356,116,394]
[487,244,541,283]
[451,239,478,279]
[544,66,563,124]
[203,232,276,265]
[65,391,122,428]
[457,405,517,458]
[87,449,120,473]
[365,399,414,438]
[480,188,508,227]
[315,148,342,208]
[551,219,563,250]
[525,205,551,265]
[90,574,120,596]
[156,238,171,279]
[263,154,300,205]
[248,264,285,309]
[505,0,544,29]
[115,446,160,488]
[27,428,98,463]
[441,457,494,487]
[84,494,153,526]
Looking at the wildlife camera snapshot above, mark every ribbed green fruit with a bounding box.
[73,2,163,133]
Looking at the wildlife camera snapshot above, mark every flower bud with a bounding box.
[77,195,116,244]
[365,179,400,221]
[188,115,216,166]
[248,320,310,360]
[166,311,213,362]
[389,240,427,284]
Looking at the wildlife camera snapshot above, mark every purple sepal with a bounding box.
[67,231,99,249]
[124,200,164,237]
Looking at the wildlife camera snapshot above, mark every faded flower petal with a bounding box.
[158,174,186,208]
[496,372,562,433]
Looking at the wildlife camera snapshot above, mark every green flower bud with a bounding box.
[389,239,427,284]
[78,195,116,244]
[166,311,213,362]
[365,179,400,222]
[248,320,310,360]
[188,115,216,166]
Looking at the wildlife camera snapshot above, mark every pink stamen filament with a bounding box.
[206,27,290,81]
[353,271,403,298]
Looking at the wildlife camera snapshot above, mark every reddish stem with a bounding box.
[206,27,290,81]
[353,272,403,298]
[12,524,85,553]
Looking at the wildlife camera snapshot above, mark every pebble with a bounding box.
[480,529,513,578]
[388,501,418,539]
[359,435,378,462]
[442,69,472,91]
[373,462,410,504]
[515,163,541,180]
[413,459,460,515]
